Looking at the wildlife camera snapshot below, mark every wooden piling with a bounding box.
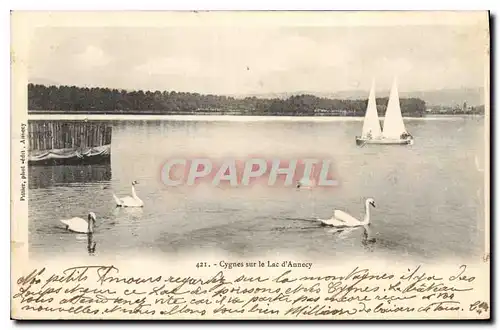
[28,120,112,165]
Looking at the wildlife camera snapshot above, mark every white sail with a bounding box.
[361,79,382,138]
[382,78,407,139]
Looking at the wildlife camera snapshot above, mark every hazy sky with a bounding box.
[28,22,488,95]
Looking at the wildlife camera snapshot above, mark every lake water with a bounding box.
[28,116,486,263]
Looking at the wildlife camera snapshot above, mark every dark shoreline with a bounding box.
[27,83,429,117]
[28,84,485,117]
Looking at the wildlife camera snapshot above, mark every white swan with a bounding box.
[60,212,97,234]
[113,180,144,207]
[320,198,376,227]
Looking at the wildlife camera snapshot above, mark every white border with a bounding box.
[4,1,497,329]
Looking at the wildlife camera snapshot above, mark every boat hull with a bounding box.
[28,144,111,166]
[356,137,413,146]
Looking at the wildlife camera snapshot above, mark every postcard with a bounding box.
[10,10,490,320]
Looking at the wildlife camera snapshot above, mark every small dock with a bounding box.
[28,120,112,165]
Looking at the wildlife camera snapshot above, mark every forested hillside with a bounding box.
[28,83,427,117]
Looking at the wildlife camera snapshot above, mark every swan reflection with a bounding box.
[114,206,144,218]
[325,224,377,251]
[87,233,97,256]
[361,225,377,251]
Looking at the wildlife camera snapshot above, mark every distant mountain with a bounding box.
[232,87,485,107]
[401,88,485,107]
[28,77,61,86]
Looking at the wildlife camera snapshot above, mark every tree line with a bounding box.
[27,83,427,116]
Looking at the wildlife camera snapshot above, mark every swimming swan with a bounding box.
[320,198,376,227]
[113,180,144,207]
[60,212,97,234]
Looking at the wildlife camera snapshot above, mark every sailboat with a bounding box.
[355,78,414,146]
[355,79,382,144]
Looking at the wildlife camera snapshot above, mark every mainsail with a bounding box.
[382,78,407,139]
[361,80,382,138]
